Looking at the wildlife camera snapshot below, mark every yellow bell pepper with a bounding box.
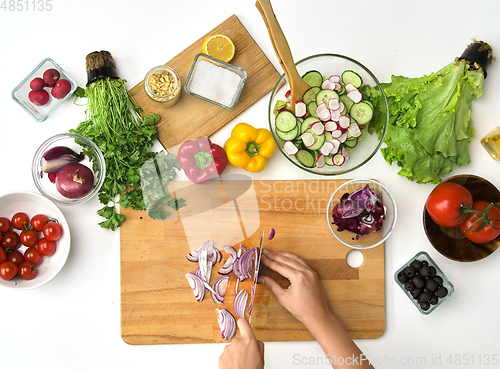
[224,123,276,172]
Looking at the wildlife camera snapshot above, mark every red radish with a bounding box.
[310,122,325,135]
[345,83,356,93]
[330,138,341,154]
[30,77,45,91]
[43,68,60,87]
[331,129,342,138]
[333,153,345,166]
[285,89,291,102]
[51,79,72,99]
[295,101,307,118]
[333,82,342,91]
[316,103,331,121]
[338,133,347,143]
[347,90,362,103]
[321,79,336,90]
[320,141,334,156]
[328,75,341,83]
[338,115,351,129]
[330,109,340,122]
[301,132,315,147]
[28,90,49,106]
[324,121,338,131]
[328,98,340,110]
[348,122,362,138]
[339,102,345,114]
[283,141,299,156]
[316,154,325,168]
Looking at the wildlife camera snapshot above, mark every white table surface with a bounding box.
[1,1,500,368]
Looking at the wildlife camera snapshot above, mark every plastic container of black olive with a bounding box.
[394,251,454,315]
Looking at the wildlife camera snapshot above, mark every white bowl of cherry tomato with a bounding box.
[0,191,70,290]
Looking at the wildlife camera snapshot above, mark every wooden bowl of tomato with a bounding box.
[423,174,500,262]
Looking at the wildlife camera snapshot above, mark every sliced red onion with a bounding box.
[216,308,237,340]
[234,289,248,319]
[185,273,205,302]
[41,146,85,174]
[210,247,222,264]
[247,284,256,315]
[185,240,217,263]
[219,245,237,275]
[268,228,276,240]
[211,275,229,304]
[237,248,257,282]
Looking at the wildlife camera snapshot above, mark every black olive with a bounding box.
[421,260,429,267]
[433,276,444,286]
[420,301,431,311]
[437,286,449,298]
[398,272,408,284]
[429,294,439,305]
[410,260,422,270]
[426,279,438,292]
[429,266,437,277]
[411,288,422,299]
[419,291,431,303]
[412,276,424,289]
[404,281,415,291]
[404,266,416,278]
[420,266,430,277]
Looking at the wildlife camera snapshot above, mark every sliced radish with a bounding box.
[330,138,341,154]
[328,98,340,110]
[338,115,351,129]
[331,129,342,138]
[295,101,307,118]
[341,147,350,161]
[339,102,345,114]
[329,75,341,83]
[338,132,347,143]
[320,141,334,156]
[330,108,340,122]
[345,83,356,93]
[347,90,362,103]
[310,122,325,135]
[333,153,345,166]
[276,104,289,113]
[324,121,338,131]
[301,132,315,147]
[316,154,325,168]
[348,122,362,138]
[285,90,291,99]
[283,141,299,156]
[316,103,331,121]
[321,79,336,90]
[333,82,342,92]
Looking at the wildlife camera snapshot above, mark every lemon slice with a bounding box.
[202,34,235,63]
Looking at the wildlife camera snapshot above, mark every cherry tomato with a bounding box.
[30,214,49,232]
[0,217,12,233]
[20,229,39,247]
[37,238,57,256]
[426,182,473,227]
[18,261,38,280]
[43,222,62,241]
[7,250,25,266]
[11,212,30,230]
[459,200,500,244]
[0,247,6,264]
[0,231,20,251]
[24,247,43,265]
[0,261,18,280]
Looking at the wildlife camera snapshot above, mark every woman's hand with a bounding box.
[259,250,332,330]
[218,319,265,369]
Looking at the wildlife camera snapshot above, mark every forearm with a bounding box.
[305,311,374,369]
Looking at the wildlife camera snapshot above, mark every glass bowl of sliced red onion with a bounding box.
[32,133,106,205]
[268,53,389,175]
[327,179,397,249]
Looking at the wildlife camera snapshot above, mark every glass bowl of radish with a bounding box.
[327,179,397,249]
[32,133,106,206]
[268,53,389,175]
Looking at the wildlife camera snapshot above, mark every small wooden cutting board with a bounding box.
[129,15,280,150]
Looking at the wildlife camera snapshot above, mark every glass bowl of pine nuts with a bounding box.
[144,65,181,107]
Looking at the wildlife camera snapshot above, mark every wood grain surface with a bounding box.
[120,178,386,345]
[128,14,280,150]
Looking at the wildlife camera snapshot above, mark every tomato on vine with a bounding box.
[43,222,62,241]
[11,212,30,230]
[31,214,49,232]
[459,200,500,244]
[425,182,473,227]
[20,229,39,248]
[0,261,18,280]
[18,261,38,280]
[37,238,56,256]
[0,217,12,233]
[24,247,43,265]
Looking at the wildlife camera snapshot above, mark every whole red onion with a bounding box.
[55,163,94,199]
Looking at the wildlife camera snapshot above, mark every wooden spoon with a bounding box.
[256,0,310,114]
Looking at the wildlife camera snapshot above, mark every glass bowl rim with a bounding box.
[32,132,106,206]
[326,178,397,249]
[268,53,389,176]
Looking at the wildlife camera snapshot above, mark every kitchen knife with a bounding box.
[249,230,265,324]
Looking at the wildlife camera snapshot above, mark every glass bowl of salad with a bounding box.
[268,53,389,175]
[326,179,397,249]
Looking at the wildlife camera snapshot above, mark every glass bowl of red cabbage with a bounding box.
[32,133,106,206]
[327,179,397,249]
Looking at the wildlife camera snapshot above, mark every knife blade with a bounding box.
[249,230,265,324]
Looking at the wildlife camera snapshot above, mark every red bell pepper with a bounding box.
[177,137,228,184]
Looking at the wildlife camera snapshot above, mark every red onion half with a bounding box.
[216,308,237,340]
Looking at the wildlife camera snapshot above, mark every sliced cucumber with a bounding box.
[324,155,334,166]
[316,89,339,106]
[339,94,354,114]
[301,116,320,134]
[276,125,299,141]
[295,149,316,168]
[302,86,321,105]
[344,137,358,149]
[302,71,323,87]
[307,101,318,118]
[304,128,326,151]
[341,70,363,88]
[276,110,297,132]
[350,101,373,125]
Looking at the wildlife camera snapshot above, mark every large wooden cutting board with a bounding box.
[120,178,385,345]
[129,15,280,150]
